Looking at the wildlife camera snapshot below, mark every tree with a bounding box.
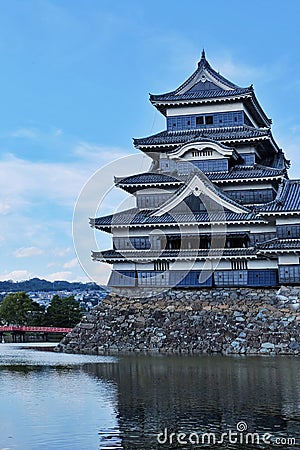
[43,295,83,327]
[0,292,44,326]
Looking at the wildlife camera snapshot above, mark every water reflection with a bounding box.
[0,344,119,450]
[0,345,299,449]
[87,356,300,450]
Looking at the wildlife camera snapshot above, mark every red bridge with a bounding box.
[0,326,73,342]
[0,326,73,333]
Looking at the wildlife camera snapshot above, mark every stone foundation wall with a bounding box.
[56,286,300,356]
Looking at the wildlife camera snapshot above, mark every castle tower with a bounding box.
[91,52,300,288]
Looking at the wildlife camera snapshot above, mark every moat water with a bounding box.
[0,344,299,449]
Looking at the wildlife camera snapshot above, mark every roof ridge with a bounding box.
[150,86,252,101]
[150,53,246,100]
[289,179,300,184]
[253,163,283,172]
[133,126,273,148]
[256,179,288,212]
[115,171,183,185]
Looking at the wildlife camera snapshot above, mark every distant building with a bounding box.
[91,51,300,288]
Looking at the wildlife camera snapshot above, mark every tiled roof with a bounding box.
[149,52,271,126]
[150,51,244,104]
[259,180,300,212]
[150,87,252,103]
[115,165,284,190]
[259,151,289,170]
[134,126,270,147]
[257,238,300,250]
[93,247,257,261]
[91,208,263,229]
[116,172,183,186]
[207,166,284,182]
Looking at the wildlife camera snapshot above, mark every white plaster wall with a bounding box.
[166,103,243,116]
[134,263,154,270]
[237,146,258,154]
[113,262,136,270]
[248,225,276,233]
[276,217,300,225]
[247,260,278,269]
[222,183,275,191]
[278,255,300,264]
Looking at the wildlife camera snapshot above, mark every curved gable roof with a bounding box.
[151,50,241,102]
[149,51,271,126]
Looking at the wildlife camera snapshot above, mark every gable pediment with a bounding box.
[176,62,234,95]
[169,141,237,160]
[151,173,249,217]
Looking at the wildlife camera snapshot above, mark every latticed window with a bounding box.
[154,261,169,271]
[277,224,300,238]
[231,260,247,270]
[192,149,213,157]
[137,193,170,208]
[227,189,274,204]
[249,232,276,244]
[167,111,245,131]
[279,265,300,283]
[214,270,248,286]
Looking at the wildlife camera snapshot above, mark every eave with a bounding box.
[211,175,283,184]
[150,91,271,128]
[116,180,183,193]
[259,211,300,217]
[134,129,279,154]
[92,247,258,263]
[91,217,268,233]
[150,92,253,116]
[258,248,300,254]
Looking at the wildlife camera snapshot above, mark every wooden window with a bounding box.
[154,261,169,271]
[231,260,247,270]
[196,116,204,125]
[205,115,213,125]
[277,225,300,238]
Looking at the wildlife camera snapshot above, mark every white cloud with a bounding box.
[0,270,31,281]
[213,51,291,87]
[47,262,57,268]
[52,247,71,257]
[63,258,79,269]
[0,137,137,283]
[10,127,39,139]
[0,202,11,214]
[216,59,262,84]
[13,246,43,258]
[46,271,72,281]
[74,141,130,163]
[0,153,90,210]
[53,128,63,136]
[0,139,132,214]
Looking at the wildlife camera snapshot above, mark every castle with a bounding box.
[91,51,300,288]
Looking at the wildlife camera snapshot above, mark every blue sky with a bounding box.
[1,0,300,284]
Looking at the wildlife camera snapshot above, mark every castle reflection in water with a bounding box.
[85,356,300,449]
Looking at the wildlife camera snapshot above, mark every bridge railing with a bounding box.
[0,326,73,333]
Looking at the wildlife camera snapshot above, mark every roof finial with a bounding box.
[201,49,206,59]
